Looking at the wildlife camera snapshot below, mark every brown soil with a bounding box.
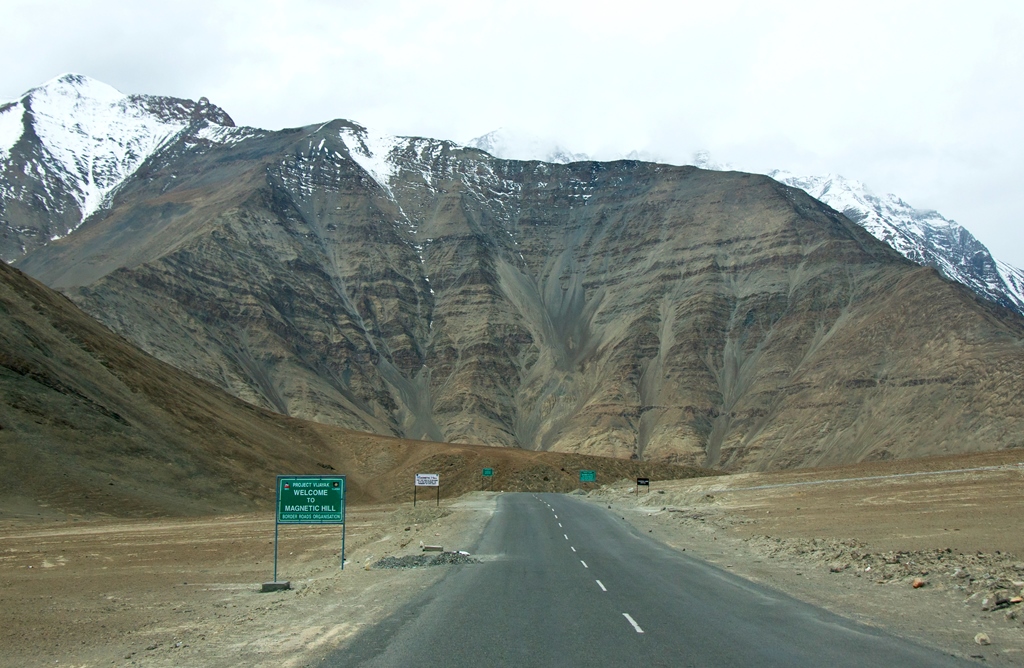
[11,449,1024,666]
[0,494,499,667]
[591,449,1024,665]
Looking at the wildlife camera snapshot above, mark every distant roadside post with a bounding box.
[579,469,597,490]
[636,477,650,495]
[482,467,494,490]
[269,475,346,590]
[414,473,440,507]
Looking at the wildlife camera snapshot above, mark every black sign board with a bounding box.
[637,478,650,486]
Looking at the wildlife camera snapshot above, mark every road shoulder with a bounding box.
[586,465,1024,667]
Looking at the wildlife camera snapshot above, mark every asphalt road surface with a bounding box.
[328,493,967,667]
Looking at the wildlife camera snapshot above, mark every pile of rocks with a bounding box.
[372,552,478,569]
[745,535,1024,617]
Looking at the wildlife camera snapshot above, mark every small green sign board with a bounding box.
[277,476,345,524]
[579,470,597,483]
[482,468,494,477]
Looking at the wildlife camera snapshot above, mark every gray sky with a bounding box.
[3,0,1023,266]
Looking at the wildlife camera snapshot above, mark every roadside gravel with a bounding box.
[589,460,1024,665]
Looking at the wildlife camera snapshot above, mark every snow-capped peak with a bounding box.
[762,167,1024,316]
[468,128,591,164]
[683,151,1024,316]
[32,73,126,107]
[691,150,734,172]
[2,73,234,228]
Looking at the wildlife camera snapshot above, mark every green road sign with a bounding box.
[579,470,597,483]
[277,476,345,524]
[482,468,494,477]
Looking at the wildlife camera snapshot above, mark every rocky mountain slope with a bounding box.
[0,74,237,261]
[766,170,1024,317]
[5,77,1024,472]
[1,259,699,516]
[0,255,330,515]
[473,133,1024,319]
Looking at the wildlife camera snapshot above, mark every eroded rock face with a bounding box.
[14,121,1024,469]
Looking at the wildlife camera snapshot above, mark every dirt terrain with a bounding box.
[8,449,1024,666]
[0,494,501,667]
[592,449,1024,665]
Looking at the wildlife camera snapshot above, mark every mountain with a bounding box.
[766,171,1024,317]
[0,253,343,516]
[0,73,239,261]
[1,257,703,517]
[467,137,1024,320]
[5,77,1024,472]
[468,128,591,165]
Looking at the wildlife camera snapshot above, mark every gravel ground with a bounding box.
[588,454,1024,665]
[0,493,498,667]
[372,551,478,569]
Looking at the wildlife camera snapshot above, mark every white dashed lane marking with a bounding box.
[564,534,568,540]
[581,560,588,568]
[571,546,576,552]
[623,613,644,634]
[596,580,607,592]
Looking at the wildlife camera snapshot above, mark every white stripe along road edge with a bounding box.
[623,613,644,633]
[596,580,607,591]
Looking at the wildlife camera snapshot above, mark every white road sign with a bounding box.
[415,473,440,487]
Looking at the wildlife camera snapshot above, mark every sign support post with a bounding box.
[273,519,280,582]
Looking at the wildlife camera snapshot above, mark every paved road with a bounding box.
[327,493,967,667]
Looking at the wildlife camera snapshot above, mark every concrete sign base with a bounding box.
[261,581,291,592]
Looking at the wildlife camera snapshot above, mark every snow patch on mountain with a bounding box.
[195,124,262,145]
[998,261,1024,308]
[23,74,194,221]
[338,124,403,195]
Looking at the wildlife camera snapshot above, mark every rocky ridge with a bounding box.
[5,79,1024,471]
[766,170,1024,317]
[0,73,240,261]
[471,135,1024,319]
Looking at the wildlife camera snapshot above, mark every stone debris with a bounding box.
[373,552,479,569]
[975,632,991,646]
[432,551,479,566]
[717,533,1024,626]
